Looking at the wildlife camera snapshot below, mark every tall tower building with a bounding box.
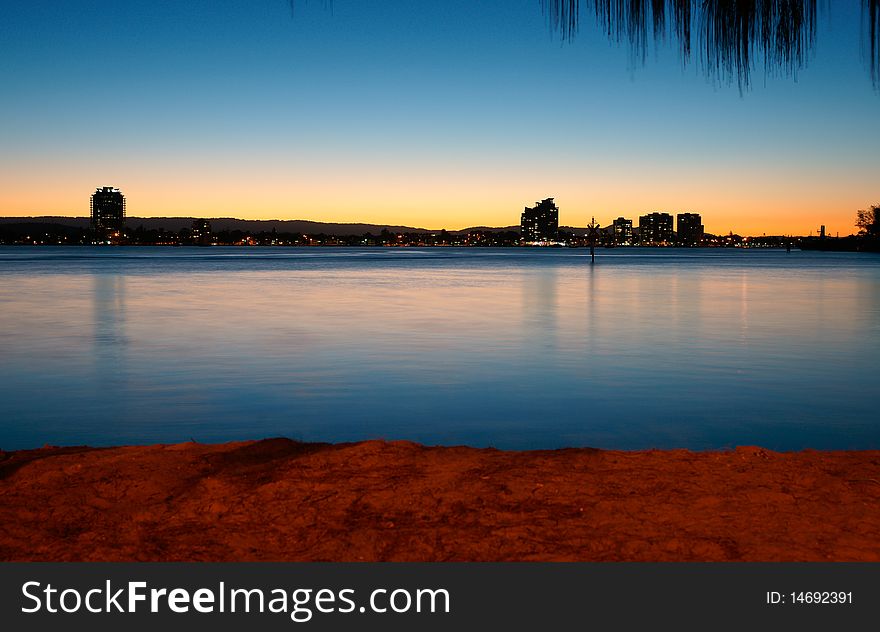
[520,198,559,243]
[639,212,674,245]
[90,187,126,238]
[677,213,704,246]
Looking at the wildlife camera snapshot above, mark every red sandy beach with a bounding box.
[1,439,879,562]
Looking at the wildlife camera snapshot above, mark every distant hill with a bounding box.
[0,216,93,229]
[0,216,526,236]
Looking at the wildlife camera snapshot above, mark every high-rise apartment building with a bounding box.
[90,187,126,237]
[521,198,559,242]
[677,213,704,246]
[639,212,674,245]
[612,217,633,245]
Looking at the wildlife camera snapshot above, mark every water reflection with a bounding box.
[521,265,559,355]
[93,272,127,364]
[0,247,878,451]
[90,273,134,430]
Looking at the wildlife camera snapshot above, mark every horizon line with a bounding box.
[0,214,839,237]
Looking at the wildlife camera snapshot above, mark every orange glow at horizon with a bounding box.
[0,160,873,237]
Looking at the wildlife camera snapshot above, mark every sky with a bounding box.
[0,0,878,235]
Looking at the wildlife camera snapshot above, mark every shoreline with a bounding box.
[2,439,879,562]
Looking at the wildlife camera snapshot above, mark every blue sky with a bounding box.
[1,0,878,234]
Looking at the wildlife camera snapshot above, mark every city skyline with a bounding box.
[0,208,857,241]
[1,1,878,236]
[2,184,868,238]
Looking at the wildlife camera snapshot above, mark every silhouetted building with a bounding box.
[677,213,704,246]
[91,187,125,238]
[191,219,212,246]
[521,198,559,242]
[639,212,673,245]
[612,217,633,245]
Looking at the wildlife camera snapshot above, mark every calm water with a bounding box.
[1,246,879,451]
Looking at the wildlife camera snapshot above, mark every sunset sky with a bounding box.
[1,1,878,236]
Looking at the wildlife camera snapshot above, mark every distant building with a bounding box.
[521,198,559,243]
[677,213,704,246]
[639,212,673,245]
[191,219,212,246]
[90,187,125,238]
[612,217,633,245]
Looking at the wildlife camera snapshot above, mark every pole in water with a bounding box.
[586,216,599,264]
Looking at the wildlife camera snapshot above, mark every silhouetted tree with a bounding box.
[856,204,880,236]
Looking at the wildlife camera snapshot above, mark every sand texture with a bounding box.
[1,439,879,561]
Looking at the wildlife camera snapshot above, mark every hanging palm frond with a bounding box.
[867,0,880,85]
[542,0,817,88]
[290,1,879,90]
[542,0,581,40]
[541,1,879,89]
